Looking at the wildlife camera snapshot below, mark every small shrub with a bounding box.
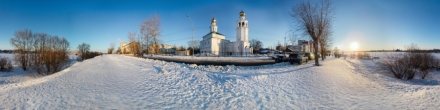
[383,43,440,80]
[437,61,440,71]
[408,52,423,68]
[435,59,440,71]
[357,52,371,59]
[77,55,83,62]
[76,52,102,62]
[383,53,416,79]
[430,55,440,69]
[418,52,437,79]
[0,57,13,72]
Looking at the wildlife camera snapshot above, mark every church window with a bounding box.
[242,22,244,27]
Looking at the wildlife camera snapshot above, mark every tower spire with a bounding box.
[210,17,217,33]
[236,9,248,42]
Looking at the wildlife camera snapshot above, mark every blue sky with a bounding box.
[1,0,439,52]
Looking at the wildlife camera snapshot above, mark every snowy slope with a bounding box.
[1,55,439,109]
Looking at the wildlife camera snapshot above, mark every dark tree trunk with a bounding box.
[313,39,320,66]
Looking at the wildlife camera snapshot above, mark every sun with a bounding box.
[350,42,359,51]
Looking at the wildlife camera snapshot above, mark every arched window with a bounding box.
[238,23,240,27]
[242,22,244,27]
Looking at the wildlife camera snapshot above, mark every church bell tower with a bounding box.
[236,10,248,42]
[210,18,218,33]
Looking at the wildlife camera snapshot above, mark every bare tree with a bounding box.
[47,36,70,74]
[127,31,140,56]
[290,0,334,66]
[188,40,200,55]
[177,45,186,51]
[319,27,333,60]
[250,39,257,49]
[288,32,300,46]
[116,47,121,54]
[141,13,162,54]
[11,30,71,75]
[188,40,200,49]
[10,29,33,70]
[77,43,90,61]
[31,32,47,74]
[108,42,115,54]
[333,47,340,58]
[276,41,285,51]
[256,41,263,50]
[250,39,263,50]
[140,20,150,54]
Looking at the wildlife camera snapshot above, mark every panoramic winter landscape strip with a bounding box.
[1,53,440,109]
[1,0,440,109]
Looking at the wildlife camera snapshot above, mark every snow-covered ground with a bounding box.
[149,55,273,61]
[1,54,440,109]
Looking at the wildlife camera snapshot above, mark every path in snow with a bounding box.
[0,55,439,109]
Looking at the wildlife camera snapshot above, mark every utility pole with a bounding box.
[186,14,194,58]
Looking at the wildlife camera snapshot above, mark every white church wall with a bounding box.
[199,10,252,56]
[236,25,248,42]
[211,38,219,55]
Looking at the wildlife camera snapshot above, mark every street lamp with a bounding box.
[285,30,292,55]
[186,14,194,58]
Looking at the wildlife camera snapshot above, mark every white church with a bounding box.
[200,10,253,56]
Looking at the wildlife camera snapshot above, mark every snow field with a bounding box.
[345,58,440,109]
[0,54,440,109]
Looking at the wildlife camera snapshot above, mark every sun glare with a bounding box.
[350,42,359,51]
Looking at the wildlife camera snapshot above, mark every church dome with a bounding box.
[240,10,245,17]
[211,18,216,23]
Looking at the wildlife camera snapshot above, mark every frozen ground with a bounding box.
[1,54,440,109]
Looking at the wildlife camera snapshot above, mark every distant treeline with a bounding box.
[0,50,13,53]
[360,49,440,53]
